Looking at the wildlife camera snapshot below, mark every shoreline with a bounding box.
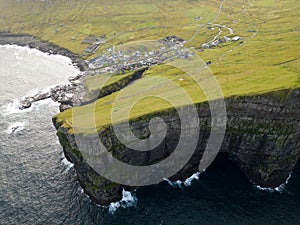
[0,32,90,111]
[0,32,89,71]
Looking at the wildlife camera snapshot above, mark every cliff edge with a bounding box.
[53,88,300,205]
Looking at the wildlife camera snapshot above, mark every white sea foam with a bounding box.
[164,178,184,189]
[79,185,137,214]
[2,44,77,68]
[0,45,80,101]
[0,98,56,116]
[254,173,292,193]
[61,152,74,173]
[5,121,26,134]
[164,172,201,188]
[108,189,138,214]
[0,99,32,115]
[184,172,201,186]
[79,186,85,194]
[34,98,60,110]
[0,44,80,118]
[1,92,63,117]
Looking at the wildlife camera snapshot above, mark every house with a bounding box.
[232,36,241,41]
[194,16,201,21]
[81,36,106,44]
[84,43,100,53]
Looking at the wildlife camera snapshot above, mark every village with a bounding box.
[18,22,244,111]
[82,22,242,75]
[84,36,195,75]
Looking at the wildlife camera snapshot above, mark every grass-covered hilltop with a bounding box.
[1,0,299,132]
[2,0,300,205]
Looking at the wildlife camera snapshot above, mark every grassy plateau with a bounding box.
[1,0,299,133]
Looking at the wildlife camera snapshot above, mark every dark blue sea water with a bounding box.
[0,45,299,225]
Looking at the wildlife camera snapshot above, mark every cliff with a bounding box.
[53,88,300,205]
[2,0,300,207]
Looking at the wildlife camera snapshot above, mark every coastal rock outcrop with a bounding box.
[0,32,89,112]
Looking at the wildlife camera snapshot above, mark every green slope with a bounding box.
[1,0,299,133]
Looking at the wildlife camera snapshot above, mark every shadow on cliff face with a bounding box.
[121,153,300,225]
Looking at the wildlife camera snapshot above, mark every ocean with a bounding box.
[0,45,299,225]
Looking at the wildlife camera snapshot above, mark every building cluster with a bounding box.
[87,36,194,74]
[82,36,106,53]
[202,36,242,49]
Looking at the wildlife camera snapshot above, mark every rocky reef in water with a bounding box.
[53,88,300,205]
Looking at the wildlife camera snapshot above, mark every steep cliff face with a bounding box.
[223,89,300,187]
[53,88,300,205]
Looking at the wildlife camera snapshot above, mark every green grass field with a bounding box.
[1,0,299,133]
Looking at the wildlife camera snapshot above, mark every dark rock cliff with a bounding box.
[53,88,300,205]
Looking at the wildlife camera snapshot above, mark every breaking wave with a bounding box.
[108,189,138,214]
[5,121,26,134]
[61,152,74,174]
[164,172,201,188]
[0,99,33,115]
[254,173,292,193]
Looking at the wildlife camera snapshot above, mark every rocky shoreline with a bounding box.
[0,33,190,112]
[0,32,90,111]
[0,32,88,71]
